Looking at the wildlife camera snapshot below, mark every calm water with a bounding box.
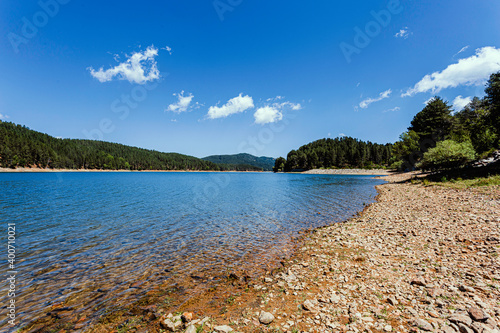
[0,172,385,329]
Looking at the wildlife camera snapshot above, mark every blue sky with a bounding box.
[1,1,499,158]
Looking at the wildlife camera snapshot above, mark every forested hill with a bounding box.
[275,137,393,172]
[0,121,261,171]
[202,153,275,171]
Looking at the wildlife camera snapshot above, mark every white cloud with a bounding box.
[166,91,195,113]
[162,46,172,55]
[89,45,160,84]
[253,98,302,125]
[403,46,500,97]
[395,27,411,39]
[359,89,392,109]
[0,113,9,120]
[383,106,400,113]
[454,45,469,58]
[452,95,472,111]
[339,133,346,137]
[207,94,254,119]
[254,106,283,124]
[281,101,302,111]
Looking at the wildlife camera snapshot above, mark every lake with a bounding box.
[0,172,385,330]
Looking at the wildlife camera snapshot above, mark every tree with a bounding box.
[417,140,476,171]
[408,97,453,151]
[273,157,286,172]
[485,72,500,141]
[453,97,497,155]
[392,130,420,170]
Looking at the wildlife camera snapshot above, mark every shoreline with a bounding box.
[18,172,500,333]
[0,167,393,175]
[302,168,392,175]
[159,172,499,333]
[0,167,268,173]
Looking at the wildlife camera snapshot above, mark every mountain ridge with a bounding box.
[202,153,276,171]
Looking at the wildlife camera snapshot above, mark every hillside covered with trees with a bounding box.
[0,122,261,171]
[392,72,500,171]
[203,153,275,171]
[274,137,393,172]
[276,72,500,173]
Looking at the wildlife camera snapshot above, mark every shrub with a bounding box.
[417,140,477,170]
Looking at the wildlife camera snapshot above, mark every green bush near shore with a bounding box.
[417,140,477,171]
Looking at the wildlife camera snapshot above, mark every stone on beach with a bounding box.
[213,325,233,333]
[259,311,275,325]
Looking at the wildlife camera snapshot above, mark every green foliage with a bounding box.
[392,130,420,170]
[409,96,453,150]
[273,157,286,172]
[0,121,253,171]
[417,140,477,170]
[282,136,392,171]
[392,74,500,170]
[202,153,275,171]
[485,72,500,140]
[452,97,497,154]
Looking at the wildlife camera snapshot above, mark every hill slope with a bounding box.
[278,137,393,172]
[202,153,276,171]
[0,121,258,171]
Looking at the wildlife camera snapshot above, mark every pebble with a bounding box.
[259,311,275,325]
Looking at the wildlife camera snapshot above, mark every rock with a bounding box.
[484,317,499,330]
[411,277,426,287]
[414,318,433,331]
[213,325,233,333]
[471,322,487,333]
[459,285,475,293]
[302,300,317,312]
[387,297,398,306]
[129,281,144,288]
[259,311,275,325]
[469,307,488,322]
[330,295,341,304]
[458,323,474,333]
[384,324,392,332]
[184,325,197,333]
[449,314,473,327]
[182,312,193,323]
[442,326,458,333]
[427,287,445,297]
[160,318,181,332]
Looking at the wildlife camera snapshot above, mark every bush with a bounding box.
[417,140,477,170]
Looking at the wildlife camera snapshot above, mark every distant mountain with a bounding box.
[202,153,276,171]
[0,121,260,171]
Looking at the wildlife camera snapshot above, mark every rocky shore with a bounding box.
[141,172,499,333]
[23,172,500,333]
[302,169,391,175]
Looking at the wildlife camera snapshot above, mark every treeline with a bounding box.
[276,72,500,173]
[203,153,275,171]
[392,72,500,171]
[274,137,393,172]
[0,122,262,171]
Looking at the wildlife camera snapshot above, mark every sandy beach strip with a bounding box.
[302,168,392,175]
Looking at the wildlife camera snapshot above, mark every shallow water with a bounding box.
[0,172,385,329]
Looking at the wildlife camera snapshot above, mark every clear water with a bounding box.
[0,172,385,329]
